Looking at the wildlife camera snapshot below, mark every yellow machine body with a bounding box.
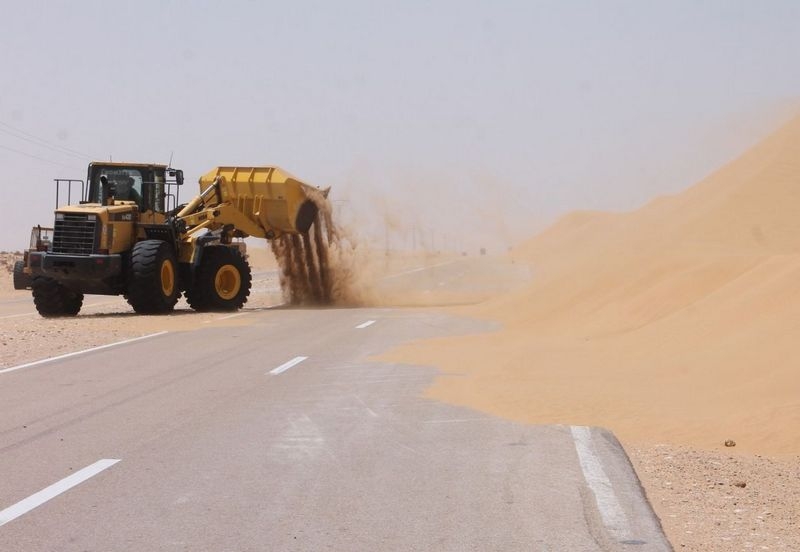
[21,161,328,315]
[176,166,326,263]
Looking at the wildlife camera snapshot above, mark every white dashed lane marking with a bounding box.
[269,356,308,376]
[0,459,121,527]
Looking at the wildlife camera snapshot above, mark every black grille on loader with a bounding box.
[52,214,97,255]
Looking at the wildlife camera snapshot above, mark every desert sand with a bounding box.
[380,114,800,549]
[4,115,800,549]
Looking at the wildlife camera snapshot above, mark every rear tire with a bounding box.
[32,277,83,317]
[185,247,251,312]
[13,260,32,290]
[126,240,180,314]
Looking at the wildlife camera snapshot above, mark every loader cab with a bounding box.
[85,163,182,215]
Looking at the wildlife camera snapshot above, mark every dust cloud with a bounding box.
[327,163,544,258]
[266,165,544,308]
[270,190,369,306]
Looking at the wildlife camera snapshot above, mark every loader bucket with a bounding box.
[295,200,319,234]
[198,166,328,236]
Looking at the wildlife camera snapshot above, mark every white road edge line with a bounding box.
[380,259,461,281]
[0,300,135,320]
[355,320,376,329]
[423,418,493,424]
[203,312,251,324]
[0,312,36,320]
[0,459,120,527]
[219,312,249,320]
[269,356,308,376]
[570,425,632,542]
[76,300,123,311]
[0,332,169,375]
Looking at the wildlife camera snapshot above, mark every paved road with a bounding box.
[0,263,671,551]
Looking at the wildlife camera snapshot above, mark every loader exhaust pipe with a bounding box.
[100,175,115,206]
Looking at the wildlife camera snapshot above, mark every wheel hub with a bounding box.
[160,259,175,296]
[215,264,241,300]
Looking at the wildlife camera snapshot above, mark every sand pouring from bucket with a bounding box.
[194,167,347,306]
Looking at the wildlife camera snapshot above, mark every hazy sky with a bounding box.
[1,1,799,252]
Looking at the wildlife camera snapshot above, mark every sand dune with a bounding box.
[384,114,800,455]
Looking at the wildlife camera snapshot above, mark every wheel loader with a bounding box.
[16,162,327,317]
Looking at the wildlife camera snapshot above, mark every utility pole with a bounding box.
[384,205,390,258]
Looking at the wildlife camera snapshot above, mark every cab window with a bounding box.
[90,168,145,210]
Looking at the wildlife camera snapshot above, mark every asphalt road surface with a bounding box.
[0,261,671,551]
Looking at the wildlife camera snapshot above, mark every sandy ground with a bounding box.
[378,114,800,549]
[630,445,800,550]
[5,115,800,549]
[5,249,798,549]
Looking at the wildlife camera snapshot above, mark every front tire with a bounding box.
[32,277,83,317]
[13,260,32,290]
[185,247,251,312]
[126,240,180,314]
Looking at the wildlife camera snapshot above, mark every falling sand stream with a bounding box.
[270,190,359,305]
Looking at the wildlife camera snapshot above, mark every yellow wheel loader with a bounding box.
[18,162,326,317]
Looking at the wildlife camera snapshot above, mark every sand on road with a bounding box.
[382,113,800,550]
[5,115,800,549]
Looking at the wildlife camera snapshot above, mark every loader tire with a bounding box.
[13,260,32,290]
[125,240,180,314]
[185,247,251,312]
[32,277,83,317]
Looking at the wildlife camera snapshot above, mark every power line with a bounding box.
[0,143,82,171]
[0,120,97,160]
[0,126,90,162]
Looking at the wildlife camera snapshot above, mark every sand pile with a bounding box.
[271,190,365,306]
[384,113,800,455]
